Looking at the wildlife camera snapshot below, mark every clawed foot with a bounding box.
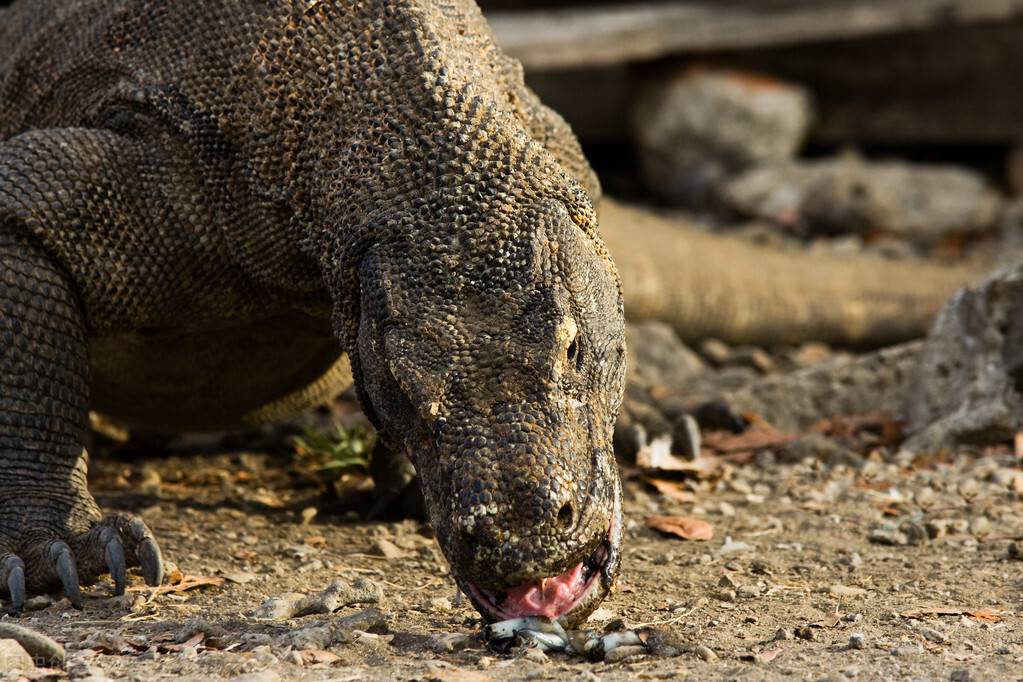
[0,514,164,613]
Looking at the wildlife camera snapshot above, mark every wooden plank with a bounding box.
[488,0,1023,70]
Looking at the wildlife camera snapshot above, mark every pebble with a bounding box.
[522,647,548,664]
[372,538,406,559]
[795,627,816,641]
[428,633,473,653]
[692,644,718,661]
[890,644,924,656]
[1009,541,1023,560]
[915,626,947,644]
[774,629,794,641]
[950,670,973,682]
[847,633,866,650]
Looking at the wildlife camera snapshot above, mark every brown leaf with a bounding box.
[160,632,205,652]
[130,573,225,595]
[703,416,794,455]
[646,515,714,541]
[901,607,1005,623]
[812,611,843,628]
[965,609,1006,623]
[645,478,695,503]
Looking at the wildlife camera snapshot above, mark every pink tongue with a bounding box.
[501,563,587,618]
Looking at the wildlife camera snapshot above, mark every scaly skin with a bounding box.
[0,0,977,622]
[0,0,623,623]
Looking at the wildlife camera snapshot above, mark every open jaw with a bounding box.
[459,487,623,626]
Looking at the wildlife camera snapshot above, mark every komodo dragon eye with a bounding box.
[566,336,579,364]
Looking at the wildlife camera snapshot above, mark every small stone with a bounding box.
[843,613,862,623]
[774,629,794,641]
[969,517,991,540]
[719,501,736,517]
[522,647,548,664]
[0,639,34,674]
[736,584,761,600]
[915,626,947,644]
[604,644,648,663]
[891,644,924,656]
[795,627,815,641]
[23,595,53,611]
[869,526,908,546]
[847,633,866,650]
[950,669,973,682]
[427,633,473,653]
[838,553,863,570]
[700,339,732,366]
[426,596,452,612]
[223,571,258,584]
[141,646,160,661]
[718,574,737,588]
[371,538,406,559]
[587,607,615,623]
[692,644,718,661]
[715,589,737,602]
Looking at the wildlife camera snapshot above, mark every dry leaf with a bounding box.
[130,573,225,595]
[160,632,205,652]
[645,478,695,503]
[812,611,843,628]
[965,609,1005,623]
[758,648,781,663]
[703,416,794,455]
[299,649,342,665]
[901,607,1005,623]
[304,535,327,546]
[647,515,714,541]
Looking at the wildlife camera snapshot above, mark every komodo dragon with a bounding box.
[0,0,973,624]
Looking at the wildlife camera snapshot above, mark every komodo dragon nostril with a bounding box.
[557,502,574,528]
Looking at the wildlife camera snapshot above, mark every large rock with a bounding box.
[625,321,705,389]
[721,342,919,432]
[633,68,812,207]
[905,267,1023,450]
[720,154,1004,244]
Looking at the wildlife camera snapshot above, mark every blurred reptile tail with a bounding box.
[600,198,981,347]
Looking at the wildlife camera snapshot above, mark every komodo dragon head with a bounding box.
[268,1,626,624]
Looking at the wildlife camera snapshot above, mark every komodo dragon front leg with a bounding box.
[0,129,165,611]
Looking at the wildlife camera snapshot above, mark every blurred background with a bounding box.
[477,0,1023,249]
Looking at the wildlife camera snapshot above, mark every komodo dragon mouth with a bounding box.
[458,485,622,625]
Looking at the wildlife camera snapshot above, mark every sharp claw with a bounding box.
[103,536,127,596]
[138,537,164,587]
[122,517,164,587]
[49,542,81,609]
[2,556,26,614]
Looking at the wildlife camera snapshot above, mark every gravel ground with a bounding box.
[2,422,1021,681]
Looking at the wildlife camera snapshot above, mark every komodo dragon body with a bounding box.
[0,0,625,624]
[0,0,978,624]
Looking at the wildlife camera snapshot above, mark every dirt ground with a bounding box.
[3,402,1021,682]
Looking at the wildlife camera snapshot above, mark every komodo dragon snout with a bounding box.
[352,198,627,625]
